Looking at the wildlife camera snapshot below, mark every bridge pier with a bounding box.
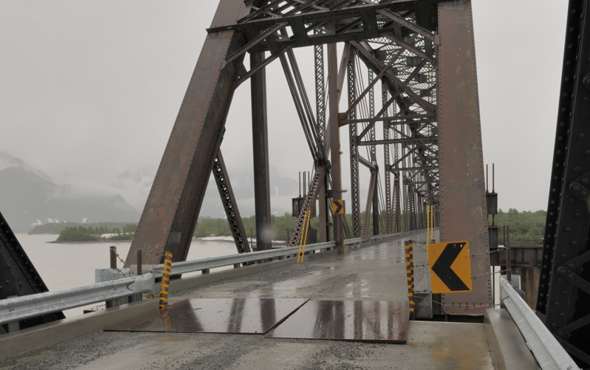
[437,0,491,315]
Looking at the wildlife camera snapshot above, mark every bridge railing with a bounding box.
[500,277,579,370]
[152,237,361,277]
[0,274,154,326]
[0,233,406,330]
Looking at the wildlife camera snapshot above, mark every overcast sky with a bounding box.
[0,0,568,215]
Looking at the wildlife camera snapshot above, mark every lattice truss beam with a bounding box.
[217,0,440,236]
[127,0,442,265]
[216,0,440,212]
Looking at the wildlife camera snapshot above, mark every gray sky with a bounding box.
[0,0,568,215]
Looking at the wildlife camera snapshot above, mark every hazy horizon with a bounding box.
[0,0,568,221]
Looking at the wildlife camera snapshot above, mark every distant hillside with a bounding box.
[29,222,135,235]
[0,152,139,232]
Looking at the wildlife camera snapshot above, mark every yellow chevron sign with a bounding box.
[330,199,345,215]
[428,241,472,294]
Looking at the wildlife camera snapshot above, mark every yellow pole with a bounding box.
[297,209,311,264]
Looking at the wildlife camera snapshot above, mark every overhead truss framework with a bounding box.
[127,0,443,266]
[126,0,493,317]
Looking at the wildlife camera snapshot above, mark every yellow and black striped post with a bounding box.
[159,250,173,311]
[426,204,431,247]
[297,209,311,264]
[404,240,415,317]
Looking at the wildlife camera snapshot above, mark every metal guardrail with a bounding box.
[0,274,154,326]
[152,237,366,276]
[500,277,580,370]
[0,233,408,330]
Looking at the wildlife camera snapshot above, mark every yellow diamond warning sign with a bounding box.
[428,241,472,294]
[330,199,345,215]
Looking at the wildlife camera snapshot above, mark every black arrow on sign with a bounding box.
[432,242,469,291]
[332,201,343,214]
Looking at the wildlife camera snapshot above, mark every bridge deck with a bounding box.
[0,234,494,369]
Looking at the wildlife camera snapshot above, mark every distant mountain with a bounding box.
[0,152,139,232]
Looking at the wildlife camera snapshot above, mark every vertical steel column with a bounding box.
[212,151,251,253]
[393,173,401,232]
[438,0,491,315]
[347,55,361,237]
[0,210,64,329]
[368,70,379,236]
[392,106,401,232]
[251,52,272,251]
[315,44,329,242]
[315,44,327,142]
[126,0,250,265]
[328,43,343,249]
[382,86,392,233]
[317,165,329,242]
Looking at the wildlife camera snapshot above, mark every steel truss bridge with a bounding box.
[0,0,589,368]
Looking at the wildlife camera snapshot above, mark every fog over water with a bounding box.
[17,234,237,291]
[0,0,569,220]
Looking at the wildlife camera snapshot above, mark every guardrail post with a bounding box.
[106,246,118,309]
[129,250,144,304]
[137,250,142,275]
[110,246,117,269]
[159,251,173,311]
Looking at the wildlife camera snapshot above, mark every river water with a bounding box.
[16,234,238,292]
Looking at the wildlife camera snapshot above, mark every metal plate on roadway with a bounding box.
[106,298,308,334]
[267,299,409,343]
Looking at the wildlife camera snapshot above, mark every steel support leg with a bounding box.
[437,0,491,315]
[251,51,272,251]
[347,55,361,237]
[317,164,329,241]
[393,173,401,232]
[368,69,379,236]
[315,44,329,242]
[328,43,343,250]
[0,210,64,330]
[382,86,393,234]
[212,151,251,254]
[126,0,250,265]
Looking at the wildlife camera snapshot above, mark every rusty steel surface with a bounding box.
[106,298,308,334]
[437,0,491,315]
[268,299,409,343]
[125,0,250,265]
[251,51,272,251]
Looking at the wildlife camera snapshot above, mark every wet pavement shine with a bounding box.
[0,232,495,370]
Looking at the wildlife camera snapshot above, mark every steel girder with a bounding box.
[211,152,251,254]
[436,0,490,315]
[251,51,273,251]
[127,1,449,288]
[0,210,64,330]
[348,56,362,237]
[536,0,590,366]
[382,85,393,233]
[125,0,251,265]
[209,0,436,50]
